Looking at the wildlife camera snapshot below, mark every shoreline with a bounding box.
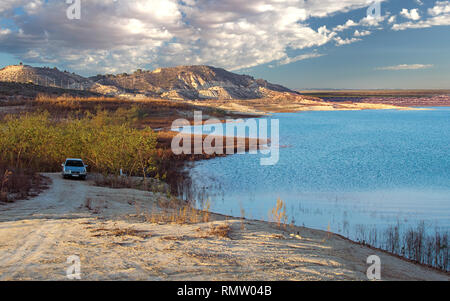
[0,173,447,281]
[180,173,450,274]
[172,107,450,274]
[186,96,439,116]
[1,96,448,277]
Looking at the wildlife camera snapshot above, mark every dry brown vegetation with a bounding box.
[300,90,450,107]
[1,95,263,194]
[92,174,170,194]
[204,224,232,239]
[30,94,251,129]
[354,222,449,271]
[300,89,450,98]
[269,198,288,229]
[140,197,212,225]
[0,82,100,100]
[0,110,157,176]
[0,166,49,203]
[90,227,152,239]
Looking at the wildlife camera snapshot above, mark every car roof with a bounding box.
[65,158,83,161]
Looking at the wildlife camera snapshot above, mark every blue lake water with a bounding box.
[187,108,450,241]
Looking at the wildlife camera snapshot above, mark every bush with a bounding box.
[0,166,46,202]
[0,110,157,177]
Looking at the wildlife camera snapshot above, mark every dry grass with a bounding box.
[205,224,232,239]
[92,174,170,194]
[159,235,185,241]
[30,95,250,129]
[138,197,211,225]
[195,223,232,239]
[0,82,99,100]
[144,205,207,225]
[270,198,288,229]
[91,227,152,239]
[0,165,49,203]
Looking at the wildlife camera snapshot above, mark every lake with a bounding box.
[186,108,450,247]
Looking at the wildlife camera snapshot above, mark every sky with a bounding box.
[0,0,449,89]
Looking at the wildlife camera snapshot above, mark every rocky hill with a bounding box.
[90,65,296,100]
[0,65,91,89]
[0,64,299,100]
[0,65,124,97]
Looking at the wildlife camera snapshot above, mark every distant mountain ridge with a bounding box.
[90,65,295,100]
[0,65,90,89]
[0,65,122,96]
[0,64,299,100]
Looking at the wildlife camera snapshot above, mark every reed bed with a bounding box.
[354,222,449,271]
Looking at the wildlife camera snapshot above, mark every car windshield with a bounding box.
[65,160,84,167]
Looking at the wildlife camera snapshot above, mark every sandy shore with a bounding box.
[0,173,448,281]
[187,96,426,115]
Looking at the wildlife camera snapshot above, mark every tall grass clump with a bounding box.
[270,198,288,229]
[142,197,211,225]
[0,110,157,177]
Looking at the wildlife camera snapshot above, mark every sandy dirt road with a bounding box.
[0,173,448,281]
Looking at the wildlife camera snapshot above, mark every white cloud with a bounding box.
[376,64,433,70]
[0,28,11,35]
[334,37,362,46]
[392,15,450,30]
[393,1,450,31]
[400,8,421,21]
[0,0,389,74]
[393,14,450,30]
[428,1,450,16]
[359,14,386,27]
[23,0,43,14]
[334,19,358,31]
[354,30,371,36]
[334,13,386,33]
[275,52,325,66]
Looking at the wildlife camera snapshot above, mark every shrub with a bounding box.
[0,110,157,177]
[0,165,46,202]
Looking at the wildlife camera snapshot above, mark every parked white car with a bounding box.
[62,158,88,180]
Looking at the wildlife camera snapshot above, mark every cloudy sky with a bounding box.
[0,0,449,89]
